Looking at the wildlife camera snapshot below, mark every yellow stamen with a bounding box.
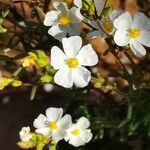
[71,129,80,136]
[66,58,79,69]
[58,16,71,26]
[22,56,36,67]
[49,121,58,130]
[128,28,140,39]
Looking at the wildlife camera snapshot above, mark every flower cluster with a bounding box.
[18,107,93,149]
[42,0,150,89]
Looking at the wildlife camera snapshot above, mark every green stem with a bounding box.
[118,103,134,128]
[49,141,57,150]
[12,66,23,77]
[30,85,38,100]
[124,51,143,75]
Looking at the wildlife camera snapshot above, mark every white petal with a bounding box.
[138,31,150,47]
[80,129,93,143]
[35,128,51,137]
[77,44,98,66]
[52,130,65,142]
[54,67,73,88]
[44,11,60,26]
[53,2,68,13]
[51,46,67,70]
[114,30,130,46]
[20,134,32,142]
[48,25,66,41]
[132,12,150,31]
[76,8,86,21]
[33,114,48,129]
[130,40,146,57]
[46,107,63,121]
[69,7,81,23]
[62,36,82,57]
[19,127,32,141]
[58,114,72,129]
[113,12,132,30]
[74,0,82,8]
[69,136,85,147]
[109,9,123,21]
[72,66,91,88]
[77,117,90,129]
[87,30,103,39]
[67,23,81,37]
[94,0,105,16]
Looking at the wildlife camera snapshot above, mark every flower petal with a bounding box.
[80,129,93,143]
[113,12,132,30]
[33,114,48,129]
[35,128,51,137]
[130,39,146,57]
[67,24,81,37]
[69,136,85,147]
[72,66,91,88]
[53,2,68,13]
[77,44,98,66]
[138,31,150,47]
[114,30,130,46]
[48,25,66,41]
[77,117,90,129]
[46,107,63,121]
[87,30,103,39]
[74,0,82,8]
[54,67,73,88]
[69,7,81,23]
[109,9,123,21]
[58,114,72,129]
[52,130,65,142]
[132,12,150,31]
[51,46,67,69]
[44,11,60,26]
[62,36,82,57]
[94,0,105,16]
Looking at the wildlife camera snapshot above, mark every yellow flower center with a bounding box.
[49,121,58,130]
[128,28,140,39]
[71,128,80,136]
[22,56,36,67]
[58,16,71,26]
[66,58,79,69]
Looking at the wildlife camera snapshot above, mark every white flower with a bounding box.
[113,12,150,57]
[65,117,93,147]
[19,127,32,141]
[33,107,72,142]
[51,36,98,88]
[44,2,81,41]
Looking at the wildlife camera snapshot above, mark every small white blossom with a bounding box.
[44,2,81,41]
[51,36,98,88]
[113,12,150,57]
[33,107,72,142]
[19,127,32,141]
[65,117,93,147]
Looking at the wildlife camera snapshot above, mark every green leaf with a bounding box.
[40,74,53,83]
[0,25,7,33]
[101,6,112,18]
